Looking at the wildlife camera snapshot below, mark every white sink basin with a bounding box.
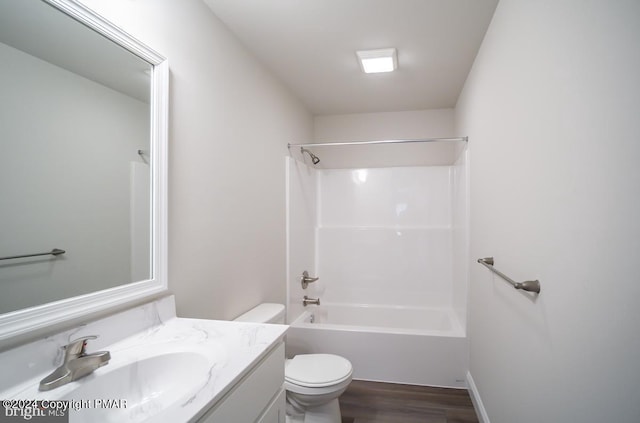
[0,303,288,423]
[62,352,210,422]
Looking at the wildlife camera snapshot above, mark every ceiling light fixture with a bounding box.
[356,48,397,73]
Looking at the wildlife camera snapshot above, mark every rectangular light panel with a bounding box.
[356,48,397,73]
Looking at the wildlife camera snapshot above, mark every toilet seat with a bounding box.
[285,354,353,388]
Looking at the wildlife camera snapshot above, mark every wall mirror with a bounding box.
[0,0,168,341]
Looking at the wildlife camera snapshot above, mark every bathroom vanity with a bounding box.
[0,2,291,420]
[0,3,288,421]
[198,343,286,422]
[0,296,288,422]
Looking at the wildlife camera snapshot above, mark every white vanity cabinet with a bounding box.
[197,342,286,423]
[0,298,289,423]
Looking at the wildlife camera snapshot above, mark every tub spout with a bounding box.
[303,296,320,306]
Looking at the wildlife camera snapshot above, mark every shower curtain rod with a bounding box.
[288,137,468,148]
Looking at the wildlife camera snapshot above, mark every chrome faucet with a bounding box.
[39,336,111,391]
[303,296,320,306]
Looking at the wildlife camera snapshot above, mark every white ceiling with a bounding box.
[0,0,151,103]
[204,0,498,115]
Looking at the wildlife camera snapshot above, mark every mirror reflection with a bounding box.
[0,0,153,314]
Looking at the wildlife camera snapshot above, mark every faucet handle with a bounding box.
[64,336,97,361]
[301,270,320,289]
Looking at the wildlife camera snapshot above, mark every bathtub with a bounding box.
[285,303,468,388]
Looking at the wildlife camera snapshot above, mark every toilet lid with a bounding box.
[285,354,353,388]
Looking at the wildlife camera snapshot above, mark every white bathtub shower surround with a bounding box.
[0,296,288,422]
[316,166,456,309]
[286,156,318,323]
[318,227,452,307]
[452,149,470,330]
[318,166,452,227]
[286,303,467,388]
[301,303,463,335]
[286,149,470,388]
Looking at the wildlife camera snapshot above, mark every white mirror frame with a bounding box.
[0,0,169,341]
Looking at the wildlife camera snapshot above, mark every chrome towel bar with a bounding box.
[0,248,66,261]
[477,257,541,294]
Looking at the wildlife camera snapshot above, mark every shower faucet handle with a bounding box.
[301,270,319,289]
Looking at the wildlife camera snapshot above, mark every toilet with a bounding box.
[235,303,353,423]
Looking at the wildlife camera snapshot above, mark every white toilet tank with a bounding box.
[234,303,285,324]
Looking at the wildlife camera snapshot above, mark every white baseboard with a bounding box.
[467,371,490,423]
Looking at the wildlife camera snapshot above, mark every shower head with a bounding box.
[300,147,320,165]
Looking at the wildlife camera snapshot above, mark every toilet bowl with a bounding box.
[285,353,352,423]
[234,303,353,423]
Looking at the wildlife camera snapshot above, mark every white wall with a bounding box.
[309,109,460,168]
[315,109,454,142]
[78,0,313,320]
[456,1,640,422]
[0,41,148,313]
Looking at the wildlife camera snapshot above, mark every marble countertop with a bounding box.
[0,296,288,422]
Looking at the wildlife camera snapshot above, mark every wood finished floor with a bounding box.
[340,380,479,423]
